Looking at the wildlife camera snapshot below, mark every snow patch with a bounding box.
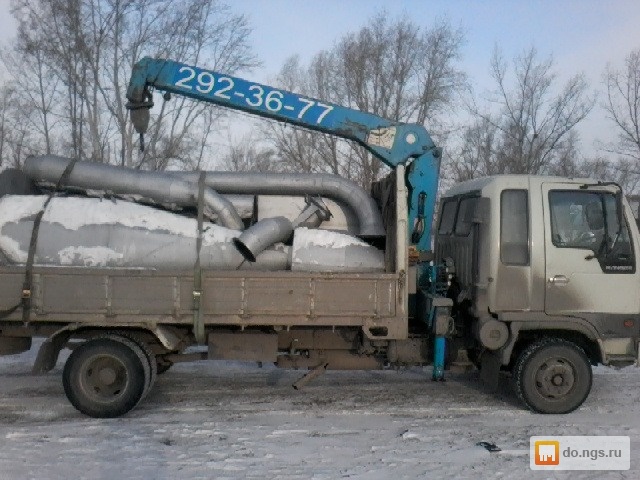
[58,246,124,267]
[0,236,27,263]
[293,227,369,249]
[0,195,240,242]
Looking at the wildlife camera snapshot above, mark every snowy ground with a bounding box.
[1,342,639,479]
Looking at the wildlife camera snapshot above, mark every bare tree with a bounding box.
[603,48,640,170]
[578,156,640,195]
[447,116,498,182]
[221,134,278,173]
[450,47,593,181]
[263,14,466,189]
[6,0,257,169]
[0,84,46,168]
[0,86,12,168]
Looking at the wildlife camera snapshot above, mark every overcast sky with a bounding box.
[0,0,639,150]
[224,0,640,150]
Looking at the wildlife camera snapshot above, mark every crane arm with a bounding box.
[126,57,437,168]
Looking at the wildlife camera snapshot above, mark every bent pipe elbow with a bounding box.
[233,216,293,262]
[176,171,385,238]
[201,189,244,230]
[23,155,244,230]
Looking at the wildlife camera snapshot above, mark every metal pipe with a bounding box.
[292,196,331,229]
[176,171,385,237]
[223,194,255,220]
[23,155,244,230]
[233,216,293,262]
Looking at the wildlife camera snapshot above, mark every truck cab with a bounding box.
[437,175,640,413]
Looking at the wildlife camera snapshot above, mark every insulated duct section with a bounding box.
[23,155,244,230]
[176,171,385,238]
[0,195,288,270]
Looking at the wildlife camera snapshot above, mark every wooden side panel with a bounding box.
[0,267,405,338]
[245,278,310,315]
[201,278,243,315]
[0,273,23,310]
[110,276,175,314]
[41,274,106,313]
[314,278,395,316]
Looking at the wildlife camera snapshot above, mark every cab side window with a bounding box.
[549,190,635,273]
[501,190,529,265]
[438,199,457,235]
[454,197,478,236]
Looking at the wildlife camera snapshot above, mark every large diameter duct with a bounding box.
[0,195,287,270]
[23,155,244,230]
[291,227,385,272]
[233,216,293,262]
[176,171,385,238]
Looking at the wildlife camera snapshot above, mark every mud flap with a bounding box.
[479,351,501,392]
[32,330,73,374]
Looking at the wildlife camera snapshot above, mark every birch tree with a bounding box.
[450,47,593,181]
[264,14,466,189]
[5,0,256,169]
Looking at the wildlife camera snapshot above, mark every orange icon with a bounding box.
[534,440,560,466]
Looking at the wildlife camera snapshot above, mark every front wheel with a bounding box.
[513,338,592,414]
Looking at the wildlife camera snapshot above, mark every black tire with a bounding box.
[113,332,158,398]
[62,337,148,418]
[513,338,592,414]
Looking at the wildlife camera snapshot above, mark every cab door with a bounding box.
[542,183,639,315]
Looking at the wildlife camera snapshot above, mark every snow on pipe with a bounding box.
[0,196,384,272]
[233,216,293,262]
[0,195,289,270]
[175,171,385,238]
[290,227,385,272]
[23,155,244,230]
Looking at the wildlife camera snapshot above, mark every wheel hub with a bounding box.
[81,354,128,402]
[535,358,575,398]
[98,367,117,385]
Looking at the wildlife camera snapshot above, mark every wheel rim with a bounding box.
[79,354,129,403]
[534,357,575,399]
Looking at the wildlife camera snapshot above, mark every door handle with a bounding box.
[548,275,569,285]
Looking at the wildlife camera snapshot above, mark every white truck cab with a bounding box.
[437,175,640,413]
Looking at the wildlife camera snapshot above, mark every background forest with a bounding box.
[0,0,639,195]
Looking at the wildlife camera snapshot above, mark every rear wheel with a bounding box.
[513,338,592,414]
[63,336,149,418]
[113,332,158,398]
